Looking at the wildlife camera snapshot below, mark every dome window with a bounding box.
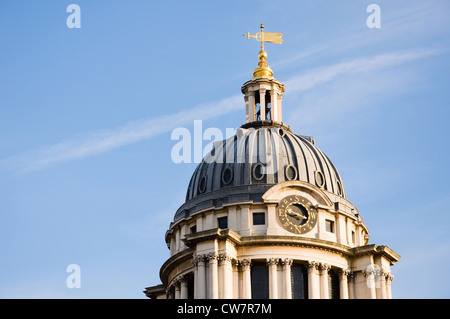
[252,163,265,181]
[315,170,325,188]
[198,176,207,193]
[221,167,234,185]
[285,165,298,181]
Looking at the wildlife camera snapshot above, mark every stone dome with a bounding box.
[174,121,346,222]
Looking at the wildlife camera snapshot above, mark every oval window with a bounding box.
[198,176,207,193]
[221,167,233,185]
[252,163,265,181]
[285,165,298,181]
[315,171,325,188]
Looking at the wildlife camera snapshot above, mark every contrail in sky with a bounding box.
[0,48,439,173]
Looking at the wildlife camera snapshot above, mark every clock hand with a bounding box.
[286,211,300,220]
[287,208,307,220]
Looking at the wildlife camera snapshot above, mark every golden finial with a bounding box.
[244,23,283,80]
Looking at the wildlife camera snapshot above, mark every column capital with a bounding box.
[239,259,252,270]
[174,275,186,286]
[192,254,204,266]
[180,276,188,285]
[207,252,219,262]
[193,254,206,264]
[319,263,331,272]
[307,261,319,271]
[218,253,232,263]
[380,269,390,279]
[266,258,279,266]
[247,90,256,97]
[280,258,293,266]
[363,269,373,276]
[339,269,351,277]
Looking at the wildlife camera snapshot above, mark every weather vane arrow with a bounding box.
[244,22,283,50]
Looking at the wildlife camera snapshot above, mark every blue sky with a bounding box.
[0,0,449,298]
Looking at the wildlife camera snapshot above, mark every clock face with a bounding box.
[277,195,318,234]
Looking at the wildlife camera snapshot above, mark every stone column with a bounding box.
[267,258,279,299]
[386,274,394,299]
[259,89,266,120]
[207,253,219,299]
[219,254,233,299]
[166,286,175,299]
[240,259,252,299]
[174,278,181,299]
[192,258,199,299]
[348,271,356,299]
[270,89,278,121]
[277,93,282,121]
[281,258,293,299]
[244,95,249,123]
[232,260,239,298]
[307,261,320,299]
[195,255,206,299]
[319,263,331,299]
[380,270,389,299]
[364,267,377,299]
[180,276,188,299]
[339,269,350,299]
[247,91,256,122]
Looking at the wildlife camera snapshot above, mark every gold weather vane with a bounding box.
[244,23,283,79]
[244,22,283,50]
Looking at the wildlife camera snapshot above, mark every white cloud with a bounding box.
[283,49,440,94]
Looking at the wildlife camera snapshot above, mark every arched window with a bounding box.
[291,263,308,299]
[328,269,340,299]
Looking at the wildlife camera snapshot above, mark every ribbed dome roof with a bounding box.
[185,121,346,202]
